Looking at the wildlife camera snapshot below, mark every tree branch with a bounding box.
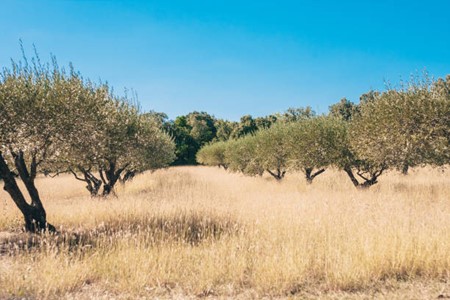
[356,170,370,181]
[99,167,107,185]
[311,168,325,179]
[69,168,87,182]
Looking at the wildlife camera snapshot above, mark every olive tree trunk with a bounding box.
[304,168,325,184]
[70,162,131,197]
[401,163,409,175]
[266,168,286,180]
[343,166,385,189]
[99,161,129,196]
[70,166,102,196]
[0,151,55,233]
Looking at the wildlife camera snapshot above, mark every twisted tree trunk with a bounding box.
[70,166,102,196]
[99,161,128,196]
[70,162,130,197]
[344,166,385,189]
[0,151,55,233]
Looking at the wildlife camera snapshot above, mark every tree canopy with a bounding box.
[0,51,175,231]
[196,75,449,189]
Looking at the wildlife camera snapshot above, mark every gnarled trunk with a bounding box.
[70,166,102,196]
[99,161,128,196]
[0,151,55,233]
[344,166,385,189]
[70,162,130,197]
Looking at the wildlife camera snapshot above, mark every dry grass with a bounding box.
[0,166,449,299]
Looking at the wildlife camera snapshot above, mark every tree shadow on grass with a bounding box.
[0,212,242,255]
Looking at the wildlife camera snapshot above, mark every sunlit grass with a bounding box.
[0,166,449,298]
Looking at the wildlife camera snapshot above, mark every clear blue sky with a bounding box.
[1,0,449,120]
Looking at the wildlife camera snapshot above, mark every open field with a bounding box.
[0,166,449,299]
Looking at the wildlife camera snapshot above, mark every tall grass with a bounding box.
[0,166,449,298]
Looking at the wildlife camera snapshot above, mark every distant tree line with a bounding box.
[152,107,315,165]
[197,75,450,188]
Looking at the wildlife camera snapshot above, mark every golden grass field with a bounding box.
[0,166,449,299]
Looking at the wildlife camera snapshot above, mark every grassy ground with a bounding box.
[0,166,449,299]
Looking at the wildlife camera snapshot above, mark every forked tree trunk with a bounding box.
[266,168,286,180]
[70,166,102,196]
[71,163,131,197]
[343,166,385,189]
[304,168,326,184]
[99,161,128,196]
[0,151,55,233]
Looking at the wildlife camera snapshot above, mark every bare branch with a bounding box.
[69,168,87,182]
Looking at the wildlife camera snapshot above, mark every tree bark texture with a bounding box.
[0,151,55,232]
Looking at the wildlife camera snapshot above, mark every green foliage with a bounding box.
[196,141,228,169]
[287,116,347,182]
[214,119,238,141]
[3,46,447,198]
[224,135,264,176]
[196,76,449,188]
[277,106,316,122]
[0,49,175,199]
[350,78,449,172]
[252,124,290,179]
[187,112,217,144]
[143,110,169,128]
[81,99,175,194]
[255,115,278,130]
[169,108,316,165]
[0,50,113,229]
[168,112,217,165]
[0,56,83,170]
[321,117,388,188]
[234,115,258,138]
[429,75,450,166]
[329,98,359,121]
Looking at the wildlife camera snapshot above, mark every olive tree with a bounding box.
[68,97,175,196]
[327,121,387,189]
[196,141,228,169]
[350,78,449,178]
[0,48,176,234]
[286,116,346,183]
[0,55,92,232]
[428,75,450,166]
[224,135,264,176]
[251,124,291,180]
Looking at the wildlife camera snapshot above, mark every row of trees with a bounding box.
[0,52,175,232]
[1,49,448,232]
[154,107,315,165]
[197,76,450,188]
